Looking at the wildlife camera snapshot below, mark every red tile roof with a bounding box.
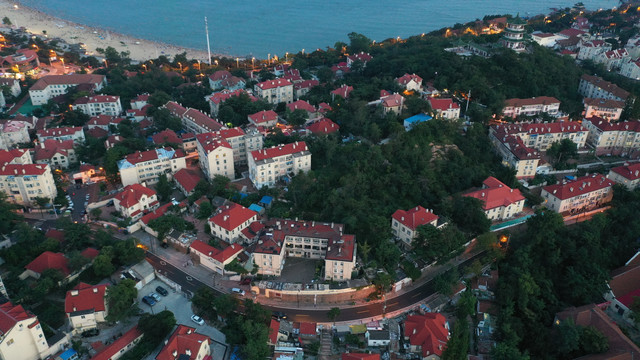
[74,95,119,105]
[141,203,173,225]
[65,282,107,314]
[347,52,373,63]
[585,118,640,132]
[152,129,181,145]
[92,326,143,360]
[0,149,27,164]
[114,184,157,208]
[30,74,105,91]
[307,118,340,134]
[318,103,332,113]
[81,247,100,260]
[504,96,560,108]
[617,288,640,308]
[464,177,525,210]
[610,163,640,181]
[174,168,202,194]
[209,70,232,82]
[248,110,278,124]
[215,127,245,139]
[583,98,625,109]
[342,354,380,360]
[45,229,65,243]
[392,206,439,230]
[581,74,630,100]
[25,251,70,276]
[0,302,35,335]
[428,98,460,111]
[164,101,188,118]
[542,174,614,200]
[558,28,586,37]
[0,163,49,176]
[37,126,83,138]
[404,313,449,358]
[207,89,256,105]
[396,73,423,86]
[332,85,353,99]
[196,132,232,153]
[269,319,279,344]
[132,93,149,102]
[250,141,309,162]
[209,203,257,232]
[88,115,122,127]
[256,78,293,90]
[491,121,585,136]
[381,93,404,108]
[286,100,316,113]
[298,322,317,336]
[34,139,74,161]
[294,79,319,91]
[183,108,224,131]
[156,325,210,360]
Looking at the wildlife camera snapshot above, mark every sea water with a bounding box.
[17,0,617,57]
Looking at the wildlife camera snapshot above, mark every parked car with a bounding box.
[231,288,245,296]
[150,292,161,302]
[191,315,205,326]
[156,286,169,296]
[272,311,287,320]
[81,328,100,337]
[142,296,156,306]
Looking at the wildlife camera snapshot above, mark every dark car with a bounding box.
[156,286,169,296]
[142,295,156,306]
[272,311,287,320]
[81,328,100,337]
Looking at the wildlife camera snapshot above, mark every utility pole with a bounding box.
[204,17,212,66]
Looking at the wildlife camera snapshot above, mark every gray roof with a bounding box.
[131,259,154,278]
[367,330,390,340]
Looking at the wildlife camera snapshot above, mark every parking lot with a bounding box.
[137,278,228,359]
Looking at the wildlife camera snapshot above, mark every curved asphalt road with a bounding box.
[146,252,485,323]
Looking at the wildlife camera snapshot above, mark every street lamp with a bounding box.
[103,58,108,68]
[236,58,239,68]
[142,64,147,71]
[177,62,182,71]
[60,58,65,73]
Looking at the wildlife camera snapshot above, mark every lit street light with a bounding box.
[177,62,182,71]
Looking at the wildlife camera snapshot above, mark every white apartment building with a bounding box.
[72,95,122,117]
[595,48,630,71]
[248,142,311,189]
[0,302,50,360]
[396,73,423,92]
[87,115,122,132]
[391,206,440,246]
[541,174,615,213]
[577,39,611,61]
[33,139,77,169]
[619,59,640,81]
[248,110,279,128]
[489,134,541,179]
[0,164,57,206]
[29,74,106,105]
[117,147,187,186]
[196,132,235,180]
[37,126,85,144]
[0,120,30,150]
[253,236,286,276]
[464,177,525,221]
[163,101,224,134]
[214,127,264,165]
[583,98,624,121]
[489,121,587,151]
[579,74,630,102]
[189,240,244,275]
[208,203,258,243]
[608,163,640,190]
[113,184,159,221]
[502,96,561,118]
[582,118,640,157]
[0,78,21,97]
[65,283,108,334]
[254,78,294,105]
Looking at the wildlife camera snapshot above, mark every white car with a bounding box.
[191,315,204,326]
[231,288,245,296]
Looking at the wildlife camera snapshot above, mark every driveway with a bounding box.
[137,278,228,360]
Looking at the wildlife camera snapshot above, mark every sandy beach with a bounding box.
[0,0,219,62]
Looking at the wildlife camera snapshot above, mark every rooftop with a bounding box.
[464,177,525,210]
[542,174,615,200]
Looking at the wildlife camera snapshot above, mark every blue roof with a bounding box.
[249,204,264,213]
[260,196,273,204]
[404,113,433,124]
[59,349,77,360]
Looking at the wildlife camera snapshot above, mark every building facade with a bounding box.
[0,164,57,206]
[391,206,440,246]
[248,142,311,189]
[583,98,624,121]
[541,174,615,213]
[113,184,159,221]
[29,74,106,105]
[65,283,108,334]
[582,118,640,157]
[72,95,122,117]
[579,74,630,102]
[489,121,587,151]
[36,126,85,144]
[0,302,50,360]
[208,203,258,243]
[254,79,294,104]
[117,148,187,186]
[196,133,235,180]
[502,97,561,118]
[608,163,640,190]
[464,177,525,221]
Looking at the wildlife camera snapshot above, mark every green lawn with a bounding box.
[16,98,40,115]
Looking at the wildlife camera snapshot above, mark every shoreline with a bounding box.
[0,0,231,62]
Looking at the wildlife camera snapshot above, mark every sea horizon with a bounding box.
[14,0,618,58]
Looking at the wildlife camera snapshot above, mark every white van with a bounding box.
[231,288,245,296]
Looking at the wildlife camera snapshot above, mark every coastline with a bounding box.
[0,0,225,62]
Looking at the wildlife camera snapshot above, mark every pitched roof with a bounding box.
[209,203,257,232]
[156,325,210,360]
[88,115,122,127]
[164,101,188,118]
[183,108,224,131]
[504,96,560,108]
[585,118,640,133]
[299,322,317,335]
[610,163,640,181]
[404,313,449,358]
[209,70,232,82]
[0,149,28,165]
[429,98,460,111]
[25,251,70,276]
[491,121,586,136]
[30,74,105,91]
[74,95,119,105]
[256,78,293,90]
[396,73,423,86]
[464,177,525,210]
[286,100,316,113]
[45,229,65,242]
[581,74,630,100]
[269,319,279,344]
[294,79,319,90]
[114,184,157,208]
[92,326,143,360]
[558,28,586,37]
[215,127,245,139]
[250,141,309,162]
[392,206,439,230]
[248,110,278,124]
[34,139,74,161]
[609,253,640,302]
[190,240,244,263]
[584,98,625,109]
[331,85,353,99]
[0,302,36,335]
[37,126,83,138]
[173,168,202,194]
[347,52,373,62]
[542,174,615,200]
[381,93,404,108]
[152,129,181,145]
[81,247,100,260]
[307,118,340,134]
[342,353,380,360]
[195,132,232,153]
[65,283,108,314]
[207,89,256,105]
[0,163,49,176]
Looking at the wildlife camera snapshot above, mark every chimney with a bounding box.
[172,350,177,357]
[71,290,79,296]
[185,349,191,356]
[93,288,98,293]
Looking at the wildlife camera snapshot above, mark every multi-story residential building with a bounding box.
[208,70,246,91]
[619,59,640,81]
[0,149,31,165]
[464,177,525,221]
[254,78,294,105]
[248,110,279,128]
[0,163,57,206]
[0,120,30,149]
[403,313,450,360]
[195,132,235,180]
[29,74,106,105]
[248,142,311,189]
[502,96,561,118]
[130,93,149,110]
[254,219,357,280]
[582,117,640,157]
[0,78,21,97]
[117,147,187,186]
[579,74,630,102]
[595,48,630,71]
[33,139,76,169]
[490,134,541,179]
[541,174,615,213]
[531,32,562,47]
[294,79,319,98]
[173,168,202,196]
[0,48,40,73]
[208,203,258,243]
[489,121,587,151]
[608,163,640,190]
[583,98,624,121]
[391,206,440,246]
[287,100,319,120]
[189,240,244,274]
[87,115,122,132]
[396,73,423,92]
[206,89,257,116]
[65,282,108,334]
[113,184,159,221]
[576,39,611,61]
[346,52,373,67]
[37,126,85,144]
[156,325,211,360]
[0,302,50,360]
[92,326,143,360]
[72,95,122,117]
[182,107,224,134]
[218,127,263,165]
[380,93,405,115]
[428,98,461,120]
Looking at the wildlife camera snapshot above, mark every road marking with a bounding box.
[357,310,369,314]
[411,293,422,298]
[296,314,309,317]
[160,261,167,266]
[186,276,193,281]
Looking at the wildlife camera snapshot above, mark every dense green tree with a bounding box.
[93,254,115,277]
[547,138,578,169]
[348,32,372,53]
[155,174,172,202]
[106,279,137,322]
[286,108,308,126]
[138,310,176,341]
[196,200,213,220]
[442,318,469,360]
[327,307,341,323]
[0,193,21,235]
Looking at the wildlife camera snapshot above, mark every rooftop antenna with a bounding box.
[205,16,212,65]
